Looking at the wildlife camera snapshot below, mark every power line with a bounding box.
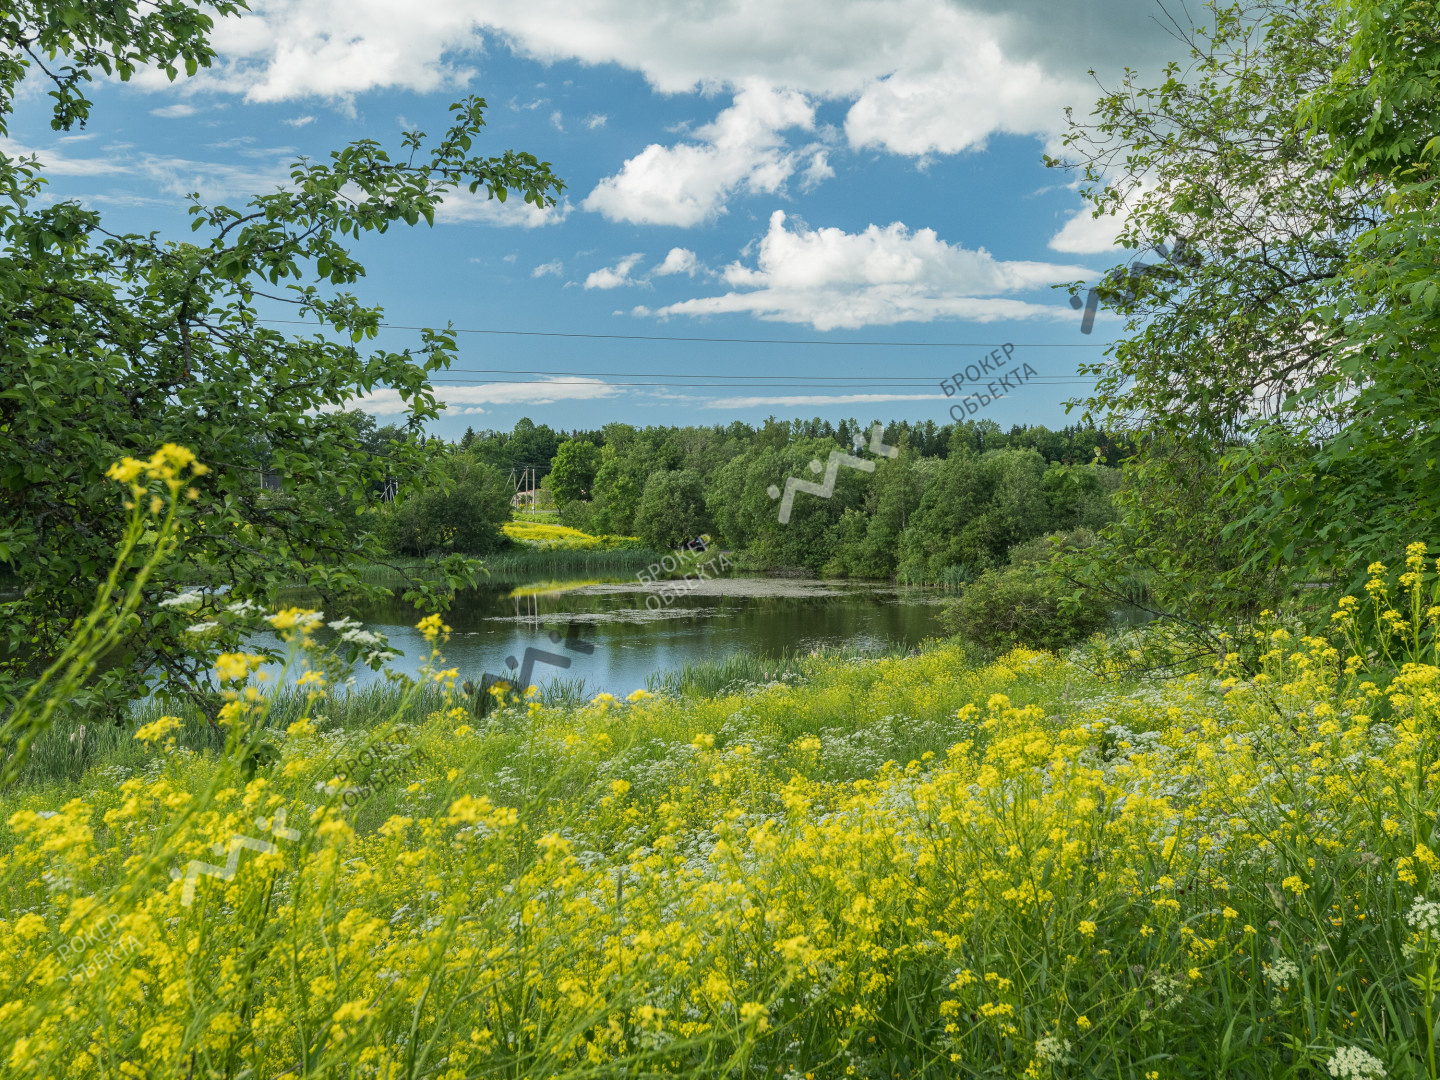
[256,317,1105,349]
[428,378,1097,388]
[435,367,1099,384]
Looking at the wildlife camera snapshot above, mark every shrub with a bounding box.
[377,457,512,556]
[941,531,1109,651]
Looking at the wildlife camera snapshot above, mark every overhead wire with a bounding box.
[255,317,1107,349]
[252,317,1106,395]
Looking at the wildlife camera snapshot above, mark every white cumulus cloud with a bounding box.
[1048,205,1127,254]
[348,376,618,415]
[531,259,564,277]
[653,210,1093,330]
[652,248,698,277]
[585,253,645,289]
[583,84,815,226]
[131,0,1184,241]
[151,104,199,118]
[435,191,572,227]
[171,0,1175,156]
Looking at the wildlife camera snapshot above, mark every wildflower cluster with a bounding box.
[8,537,1440,1076]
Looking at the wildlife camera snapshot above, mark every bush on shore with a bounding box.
[940,529,1111,653]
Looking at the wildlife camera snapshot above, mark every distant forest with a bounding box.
[363,414,1133,584]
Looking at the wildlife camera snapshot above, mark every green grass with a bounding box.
[478,545,660,583]
[19,644,904,790]
[643,644,909,699]
[348,546,663,590]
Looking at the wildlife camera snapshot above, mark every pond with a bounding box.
[281,573,950,698]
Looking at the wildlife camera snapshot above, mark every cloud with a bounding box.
[531,259,563,277]
[0,138,129,177]
[348,376,618,415]
[151,104,199,118]
[190,0,1177,156]
[2,137,302,203]
[1048,206,1126,254]
[799,150,833,192]
[585,253,645,289]
[582,84,815,226]
[550,110,564,131]
[128,0,1184,236]
[652,210,1092,330]
[284,114,316,127]
[705,392,941,408]
[435,191,572,227]
[585,113,607,129]
[651,248,698,277]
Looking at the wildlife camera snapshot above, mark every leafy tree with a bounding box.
[0,1,562,718]
[589,425,651,535]
[1050,0,1390,617]
[549,439,601,503]
[1224,0,1440,587]
[633,469,710,551]
[825,452,936,578]
[377,457,512,556]
[738,440,873,572]
[503,417,562,472]
[898,449,1051,580]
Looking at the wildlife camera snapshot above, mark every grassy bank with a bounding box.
[2,577,1437,1077]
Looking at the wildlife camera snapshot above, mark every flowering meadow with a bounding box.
[501,521,641,551]
[4,462,1440,1078]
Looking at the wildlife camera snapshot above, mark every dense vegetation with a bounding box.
[7,513,1440,1077]
[6,0,1440,1075]
[381,416,1126,585]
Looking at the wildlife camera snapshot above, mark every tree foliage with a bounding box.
[634,469,711,551]
[1037,0,1440,657]
[376,456,512,557]
[0,2,563,717]
[1223,0,1440,587]
[549,439,601,504]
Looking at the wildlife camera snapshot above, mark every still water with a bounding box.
[292,574,948,698]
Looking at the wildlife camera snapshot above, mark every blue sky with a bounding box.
[8,0,1188,437]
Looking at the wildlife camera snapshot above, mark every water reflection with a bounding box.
[313,574,947,697]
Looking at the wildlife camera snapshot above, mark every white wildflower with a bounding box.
[341,628,381,646]
[1327,1046,1385,1079]
[1407,896,1440,932]
[159,591,204,609]
[225,599,261,615]
[185,621,220,634]
[1034,1035,1071,1064]
[1262,957,1300,987]
[328,617,363,632]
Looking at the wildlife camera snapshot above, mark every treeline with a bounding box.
[372,414,1133,584]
